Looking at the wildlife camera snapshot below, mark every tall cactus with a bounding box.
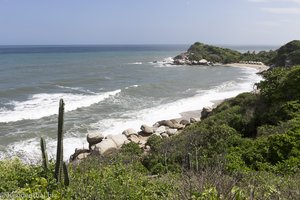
[54,99,65,183]
[63,162,70,186]
[40,137,49,171]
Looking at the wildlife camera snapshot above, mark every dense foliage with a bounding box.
[182,40,300,66]
[1,67,300,198]
[187,42,241,63]
[271,40,300,67]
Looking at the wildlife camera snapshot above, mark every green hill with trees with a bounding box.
[1,41,300,199]
[174,40,300,66]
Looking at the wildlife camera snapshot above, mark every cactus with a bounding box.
[54,99,65,183]
[40,137,49,171]
[63,162,70,186]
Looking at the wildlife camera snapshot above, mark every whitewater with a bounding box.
[0,45,264,162]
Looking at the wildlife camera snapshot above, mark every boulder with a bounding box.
[167,128,178,136]
[172,123,185,129]
[180,119,190,126]
[161,133,169,138]
[190,118,198,123]
[93,139,117,155]
[77,152,90,160]
[86,132,104,145]
[122,128,137,137]
[128,134,140,144]
[170,119,178,124]
[158,120,174,127]
[106,134,128,148]
[140,124,154,135]
[70,148,90,161]
[155,126,167,135]
[201,106,213,119]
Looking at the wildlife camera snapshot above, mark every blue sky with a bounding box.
[0,0,299,45]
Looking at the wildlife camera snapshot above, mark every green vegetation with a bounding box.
[271,40,300,67]
[186,42,241,63]
[179,40,300,66]
[1,43,300,199]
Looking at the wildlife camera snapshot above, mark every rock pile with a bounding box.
[70,106,213,162]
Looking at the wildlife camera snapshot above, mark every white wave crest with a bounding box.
[91,68,262,136]
[0,89,121,123]
[128,62,142,65]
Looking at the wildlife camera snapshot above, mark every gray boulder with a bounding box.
[190,118,198,123]
[128,134,140,144]
[106,134,128,148]
[87,132,104,145]
[172,123,185,129]
[201,106,213,119]
[140,124,154,135]
[161,133,169,138]
[122,128,137,137]
[77,152,90,160]
[158,120,174,127]
[93,139,117,155]
[155,126,167,135]
[167,128,178,136]
[180,119,190,126]
[170,119,178,124]
[70,148,90,161]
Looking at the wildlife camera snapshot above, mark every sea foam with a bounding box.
[0,89,121,123]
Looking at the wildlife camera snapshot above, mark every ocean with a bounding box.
[0,45,273,162]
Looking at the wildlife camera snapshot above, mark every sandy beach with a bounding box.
[225,63,270,73]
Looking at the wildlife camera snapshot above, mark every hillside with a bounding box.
[1,66,300,199]
[271,40,300,67]
[174,42,241,64]
[173,40,300,66]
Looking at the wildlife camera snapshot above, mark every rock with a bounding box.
[180,119,190,126]
[93,139,117,155]
[167,128,177,136]
[190,118,198,123]
[106,134,128,148]
[161,133,169,138]
[201,106,213,119]
[158,120,174,127]
[170,119,178,124]
[128,134,140,144]
[122,128,137,137]
[144,145,151,152]
[152,122,160,128]
[172,123,185,129]
[140,124,154,135]
[86,132,104,145]
[155,126,167,135]
[70,148,90,161]
[77,152,90,160]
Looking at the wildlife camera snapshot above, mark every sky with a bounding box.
[0,0,299,45]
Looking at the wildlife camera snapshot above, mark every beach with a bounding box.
[225,63,270,73]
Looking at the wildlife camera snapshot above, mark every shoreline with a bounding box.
[178,99,224,121]
[225,63,270,73]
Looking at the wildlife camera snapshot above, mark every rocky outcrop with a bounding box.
[201,106,213,120]
[92,139,118,155]
[71,105,213,162]
[122,128,137,137]
[106,134,129,148]
[87,132,104,146]
[70,148,90,161]
[140,124,154,135]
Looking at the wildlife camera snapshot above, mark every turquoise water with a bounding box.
[0,45,266,162]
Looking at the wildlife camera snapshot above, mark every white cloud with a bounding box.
[261,7,300,14]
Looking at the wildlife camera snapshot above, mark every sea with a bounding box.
[0,44,277,162]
